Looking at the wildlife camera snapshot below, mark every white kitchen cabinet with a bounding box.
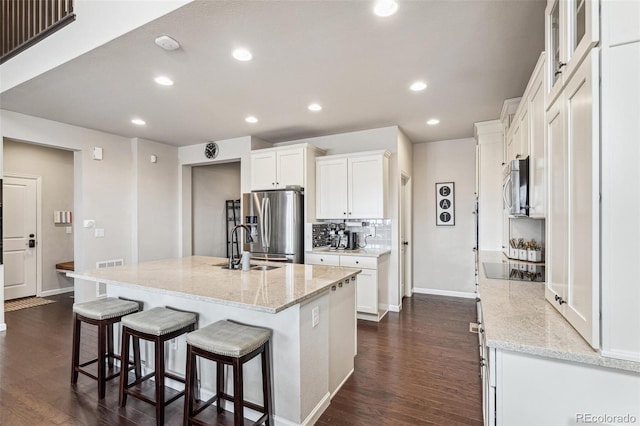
[545,48,599,348]
[306,252,389,321]
[515,103,529,160]
[528,54,547,218]
[482,347,640,426]
[545,0,599,107]
[251,144,321,191]
[316,150,390,220]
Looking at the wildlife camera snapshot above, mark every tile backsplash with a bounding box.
[312,219,391,249]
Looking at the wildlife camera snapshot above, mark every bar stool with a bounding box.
[183,320,273,426]
[71,297,142,399]
[119,306,198,426]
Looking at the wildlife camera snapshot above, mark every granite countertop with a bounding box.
[307,247,391,257]
[478,251,640,373]
[68,256,360,314]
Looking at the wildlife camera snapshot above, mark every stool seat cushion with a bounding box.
[73,297,139,320]
[121,307,197,336]
[187,320,271,358]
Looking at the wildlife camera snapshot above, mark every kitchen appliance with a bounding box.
[243,189,304,263]
[346,231,358,250]
[503,157,530,216]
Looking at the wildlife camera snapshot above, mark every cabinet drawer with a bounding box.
[339,255,377,269]
[305,253,340,266]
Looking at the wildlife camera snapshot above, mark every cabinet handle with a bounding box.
[343,212,346,215]
[351,276,355,282]
[355,261,359,264]
[272,182,275,186]
[276,182,279,185]
[515,154,521,159]
[331,285,337,291]
[320,258,324,262]
[338,282,343,288]
[558,62,566,69]
[349,212,352,215]
[501,162,505,166]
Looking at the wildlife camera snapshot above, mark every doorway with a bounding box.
[400,174,413,301]
[191,162,241,257]
[2,139,75,301]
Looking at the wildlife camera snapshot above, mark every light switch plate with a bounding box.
[312,306,319,327]
[95,228,105,238]
[65,226,72,234]
[92,147,103,160]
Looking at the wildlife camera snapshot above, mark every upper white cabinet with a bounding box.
[545,0,599,107]
[545,48,599,348]
[250,144,322,191]
[528,54,547,218]
[316,150,390,220]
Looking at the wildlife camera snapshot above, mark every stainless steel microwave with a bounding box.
[503,158,529,216]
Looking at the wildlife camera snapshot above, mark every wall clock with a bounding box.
[436,182,455,226]
[204,142,219,159]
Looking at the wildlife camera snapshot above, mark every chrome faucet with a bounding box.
[228,224,254,269]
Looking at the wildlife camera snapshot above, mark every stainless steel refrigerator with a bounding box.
[243,189,304,263]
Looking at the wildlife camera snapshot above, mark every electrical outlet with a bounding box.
[312,306,319,327]
[171,338,178,350]
[369,225,376,237]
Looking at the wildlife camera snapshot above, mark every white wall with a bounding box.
[0,0,191,92]
[192,162,241,257]
[1,110,178,305]
[412,138,476,296]
[475,120,504,251]
[3,139,74,294]
[132,138,179,263]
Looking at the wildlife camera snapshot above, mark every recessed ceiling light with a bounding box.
[308,103,322,112]
[373,0,398,17]
[410,81,427,91]
[233,48,253,61]
[154,76,174,86]
[245,116,258,123]
[426,118,440,126]
[131,118,146,126]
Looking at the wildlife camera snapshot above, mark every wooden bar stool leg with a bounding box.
[119,327,131,407]
[71,314,81,384]
[133,336,142,379]
[216,362,224,413]
[233,358,244,426]
[184,345,195,426]
[155,337,165,426]
[262,341,273,426]
[97,321,107,399]
[107,323,115,369]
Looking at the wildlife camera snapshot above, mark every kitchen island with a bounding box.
[68,256,360,426]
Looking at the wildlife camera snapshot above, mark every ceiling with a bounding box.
[0,0,545,147]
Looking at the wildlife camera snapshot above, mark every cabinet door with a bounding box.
[563,0,599,83]
[348,154,385,219]
[251,151,277,190]
[276,147,304,188]
[545,0,564,104]
[545,95,568,309]
[305,252,340,266]
[506,130,516,164]
[517,105,529,159]
[329,279,356,396]
[529,64,546,218]
[356,268,378,314]
[565,48,599,347]
[316,158,348,219]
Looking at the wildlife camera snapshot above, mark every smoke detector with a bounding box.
[154,35,180,51]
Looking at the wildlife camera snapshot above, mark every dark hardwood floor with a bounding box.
[0,294,482,425]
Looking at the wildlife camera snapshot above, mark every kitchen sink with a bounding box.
[215,263,282,271]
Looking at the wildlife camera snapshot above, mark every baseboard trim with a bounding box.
[40,287,74,297]
[298,392,331,426]
[412,288,476,299]
[331,368,354,399]
[0,323,6,332]
[388,304,401,312]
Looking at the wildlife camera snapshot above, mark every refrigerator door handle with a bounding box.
[260,197,267,249]
[265,197,271,249]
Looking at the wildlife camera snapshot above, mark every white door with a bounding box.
[401,176,412,299]
[3,176,38,300]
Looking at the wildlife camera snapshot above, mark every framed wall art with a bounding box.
[435,182,455,226]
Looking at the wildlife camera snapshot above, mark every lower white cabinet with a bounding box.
[306,252,389,321]
[483,348,640,426]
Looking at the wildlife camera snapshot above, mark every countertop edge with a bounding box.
[68,269,361,314]
[487,339,640,373]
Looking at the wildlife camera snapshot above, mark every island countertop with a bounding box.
[68,256,361,314]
